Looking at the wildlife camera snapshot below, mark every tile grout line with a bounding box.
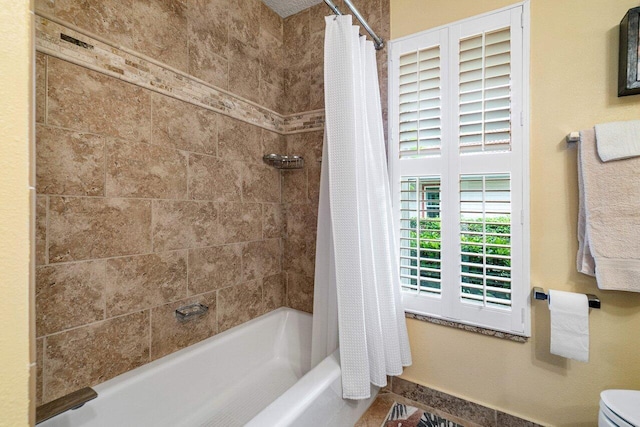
[44,195,49,265]
[41,336,46,404]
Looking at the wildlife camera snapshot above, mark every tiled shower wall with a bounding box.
[34,0,286,405]
[282,0,391,313]
[34,0,389,406]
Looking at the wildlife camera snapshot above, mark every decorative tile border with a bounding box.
[389,378,546,427]
[405,312,528,343]
[35,14,325,135]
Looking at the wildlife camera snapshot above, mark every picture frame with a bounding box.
[618,7,640,97]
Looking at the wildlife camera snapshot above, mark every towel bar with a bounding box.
[532,287,600,309]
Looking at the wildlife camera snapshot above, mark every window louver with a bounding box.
[458,28,511,154]
[459,174,512,307]
[399,46,441,158]
[400,177,442,295]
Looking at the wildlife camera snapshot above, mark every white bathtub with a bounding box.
[40,307,377,427]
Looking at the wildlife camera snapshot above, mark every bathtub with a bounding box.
[40,307,378,427]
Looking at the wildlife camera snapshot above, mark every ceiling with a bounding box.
[262,0,324,18]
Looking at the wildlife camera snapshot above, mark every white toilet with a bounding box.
[599,390,640,426]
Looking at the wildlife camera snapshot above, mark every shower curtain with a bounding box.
[311,15,412,400]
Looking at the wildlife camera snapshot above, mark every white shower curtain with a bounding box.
[311,15,412,400]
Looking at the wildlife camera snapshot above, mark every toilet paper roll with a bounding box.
[549,290,589,362]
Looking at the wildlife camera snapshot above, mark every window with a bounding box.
[389,3,530,335]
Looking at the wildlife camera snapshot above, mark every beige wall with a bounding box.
[391,0,640,425]
[0,0,34,426]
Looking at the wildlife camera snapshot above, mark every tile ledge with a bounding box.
[404,312,528,343]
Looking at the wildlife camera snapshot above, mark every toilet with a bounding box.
[599,390,640,426]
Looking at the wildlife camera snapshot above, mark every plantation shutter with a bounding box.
[389,4,529,335]
[398,46,442,158]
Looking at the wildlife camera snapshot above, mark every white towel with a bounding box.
[594,120,640,162]
[577,129,640,292]
[549,290,589,362]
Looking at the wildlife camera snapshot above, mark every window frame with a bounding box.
[388,2,531,337]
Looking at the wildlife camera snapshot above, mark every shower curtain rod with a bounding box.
[323,0,385,50]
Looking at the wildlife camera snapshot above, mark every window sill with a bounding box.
[404,312,528,343]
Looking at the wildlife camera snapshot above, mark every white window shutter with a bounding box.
[390,3,529,336]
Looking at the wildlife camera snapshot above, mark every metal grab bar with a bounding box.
[323,0,385,50]
[36,387,98,424]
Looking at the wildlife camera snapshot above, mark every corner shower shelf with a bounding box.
[263,154,305,170]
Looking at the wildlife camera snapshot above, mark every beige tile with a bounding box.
[218,202,262,244]
[286,272,313,313]
[349,0,382,37]
[284,65,311,113]
[286,203,318,238]
[260,81,285,114]
[284,236,315,278]
[308,3,328,34]
[354,392,396,427]
[151,93,218,155]
[308,166,321,205]
[286,130,323,203]
[392,378,497,427]
[35,0,136,50]
[263,272,285,312]
[242,238,281,281]
[36,0,188,71]
[229,0,260,49]
[36,338,43,407]
[263,203,284,239]
[260,2,283,41]
[259,29,284,88]
[218,115,262,162]
[189,45,229,90]
[48,197,152,263]
[380,0,390,40]
[187,0,229,88]
[287,130,324,164]
[218,280,263,332]
[106,139,187,199]
[283,10,310,66]
[35,196,47,266]
[261,129,286,156]
[47,57,151,142]
[188,244,242,294]
[36,261,106,337]
[43,311,150,403]
[106,251,188,317]
[308,33,325,111]
[188,154,242,202]
[150,292,217,360]
[131,0,188,71]
[36,52,46,124]
[228,37,260,104]
[282,169,308,204]
[308,30,324,71]
[242,163,281,203]
[152,200,222,251]
[36,125,106,196]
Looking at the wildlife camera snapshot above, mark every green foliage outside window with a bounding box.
[405,217,512,301]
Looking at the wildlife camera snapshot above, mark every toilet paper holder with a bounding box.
[532,287,601,309]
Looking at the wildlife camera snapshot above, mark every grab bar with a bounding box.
[532,286,601,309]
[36,387,97,424]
